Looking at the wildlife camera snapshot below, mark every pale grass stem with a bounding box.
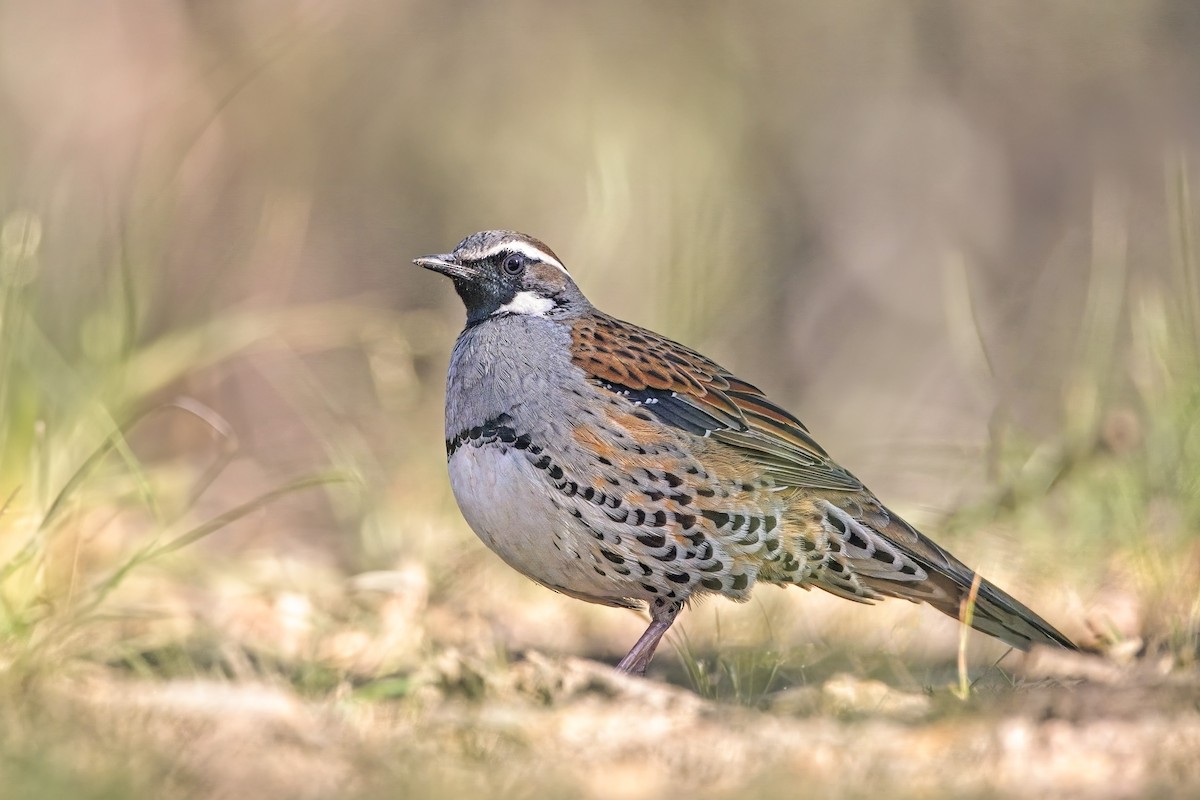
[952,571,984,700]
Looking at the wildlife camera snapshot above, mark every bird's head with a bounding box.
[415,230,587,327]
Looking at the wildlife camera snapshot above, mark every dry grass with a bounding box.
[1,619,1198,800]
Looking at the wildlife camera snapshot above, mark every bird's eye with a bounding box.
[501,253,525,275]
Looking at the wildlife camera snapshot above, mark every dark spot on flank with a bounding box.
[665,571,690,584]
[675,513,696,529]
[600,548,625,564]
[730,573,749,591]
[637,532,666,549]
[701,510,730,528]
[700,577,723,592]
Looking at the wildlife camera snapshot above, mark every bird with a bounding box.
[415,230,1078,676]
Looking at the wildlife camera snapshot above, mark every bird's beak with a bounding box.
[413,253,475,281]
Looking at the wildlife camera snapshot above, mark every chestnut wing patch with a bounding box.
[572,314,863,492]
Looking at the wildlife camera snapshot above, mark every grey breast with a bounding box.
[445,314,579,444]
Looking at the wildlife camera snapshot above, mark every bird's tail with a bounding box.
[893,562,1079,651]
[813,499,1078,651]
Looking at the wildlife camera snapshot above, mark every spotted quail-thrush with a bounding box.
[416,230,1077,676]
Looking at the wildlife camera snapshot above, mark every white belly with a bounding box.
[448,445,625,604]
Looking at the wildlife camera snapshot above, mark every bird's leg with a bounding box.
[615,598,682,676]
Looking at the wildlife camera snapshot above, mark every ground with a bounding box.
[2,544,1197,800]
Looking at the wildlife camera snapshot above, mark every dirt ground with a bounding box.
[5,641,1197,800]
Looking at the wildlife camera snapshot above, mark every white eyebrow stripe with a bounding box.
[477,240,569,275]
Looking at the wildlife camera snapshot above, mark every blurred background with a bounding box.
[1,0,1199,703]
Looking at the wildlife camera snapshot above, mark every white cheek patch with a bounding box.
[495,290,556,317]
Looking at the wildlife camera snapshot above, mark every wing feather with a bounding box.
[572,313,863,492]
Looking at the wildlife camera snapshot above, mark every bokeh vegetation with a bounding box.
[1,1,1199,797]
